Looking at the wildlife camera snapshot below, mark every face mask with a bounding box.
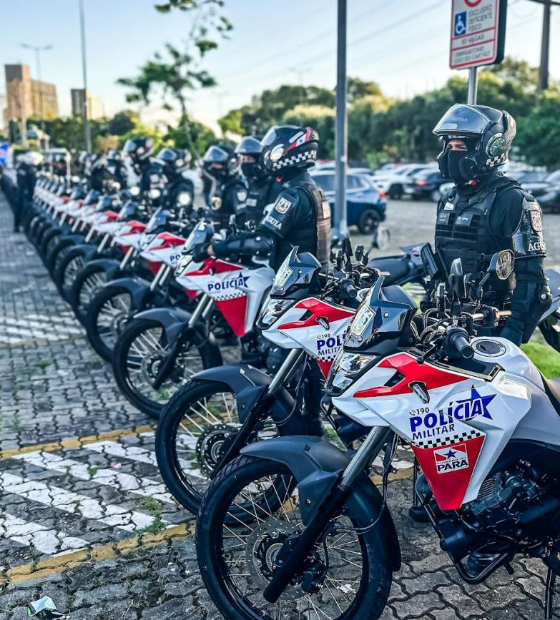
[241,162,256,178]
[447,151,471,185]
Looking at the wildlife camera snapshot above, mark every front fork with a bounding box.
[210,349,306,481]
[263,425,394,603]
[152,294,214,390]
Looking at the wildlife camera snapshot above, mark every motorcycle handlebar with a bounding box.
[447,328,475,360]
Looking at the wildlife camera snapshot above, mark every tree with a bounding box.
[118,0,231,158]
[108,111,138,136]
[283,105,335,159]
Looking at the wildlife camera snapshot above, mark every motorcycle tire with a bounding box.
[45,237,77,275]
[39,227,63,260]
[197,455,392,620]
[69,263,110,326]
[53,247,87,301]
[156,379,309,515]
[85,284,133,362]
[112,318,221,419]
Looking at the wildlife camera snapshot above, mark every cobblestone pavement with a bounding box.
[0,193,559,619]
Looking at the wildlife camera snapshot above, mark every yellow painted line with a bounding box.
[0,425,155,461]
[0,523,195,586]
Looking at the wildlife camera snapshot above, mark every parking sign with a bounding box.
[450,0,507,70]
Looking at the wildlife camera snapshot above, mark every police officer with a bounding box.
[155,147,195,215]
[200,144,247,230]
[234,136,283,228]
[197,125,331,271]
[15,151,42,232]
[122,137,163,194]
[433,104,551,346]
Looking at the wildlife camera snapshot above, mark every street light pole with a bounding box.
[79,0,92,152]
[21,43,53,147]
[539,0,551,90]
[334,0,348,239]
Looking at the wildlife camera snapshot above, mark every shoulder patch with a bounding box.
[211,196,222,211]
[236,190,247,202]
[525,198,543,232]
[274,196,293,214]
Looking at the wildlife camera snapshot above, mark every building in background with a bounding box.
[3,64,58,128]
[71,89,105,120]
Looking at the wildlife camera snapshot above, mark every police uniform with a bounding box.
[15,162,36,231]
[240,176,284,228]
[209,176,248,230]
[259,170,331,269]
[435,172,551,343]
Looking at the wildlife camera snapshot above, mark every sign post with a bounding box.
[450,0,508,104]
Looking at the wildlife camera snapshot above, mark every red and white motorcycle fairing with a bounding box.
[139,232,186,276]
[332,338,560,511]
[181,258,274,337]
[263,298,355,377]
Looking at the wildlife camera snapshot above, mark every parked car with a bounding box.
[405,168,448,202]
[372,163,433,199]
[311,170,387,234]
[517,170,560,213]
[513,170,549,185]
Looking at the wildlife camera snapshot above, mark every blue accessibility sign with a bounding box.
[454,11,467,36]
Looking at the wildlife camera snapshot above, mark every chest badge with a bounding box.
[443,202,455,211]
[211,197,222,210]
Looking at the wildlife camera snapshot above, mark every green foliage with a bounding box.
[522,341,560,379]
[108,111,138,136]
[218,59,560,169]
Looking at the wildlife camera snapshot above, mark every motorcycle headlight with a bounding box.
[329,351,376,392]
[273,263,293,290]
[258,297,294,328]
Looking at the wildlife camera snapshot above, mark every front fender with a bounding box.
[105,276,152,311]
[191,364,296,427]
[69,243,99,261]
[241,435,401,571]
[85,257,123,279]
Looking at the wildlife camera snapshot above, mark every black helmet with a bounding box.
[201,145,238,181]
[261,126,319,173]
[434,104,516,182]
[123,137,154,163]
[235,136,265,179]
[155,147,192,179]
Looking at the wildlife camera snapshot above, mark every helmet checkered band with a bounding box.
[411,428,483,450]
[272,149,316,171]
[486,152,508,168]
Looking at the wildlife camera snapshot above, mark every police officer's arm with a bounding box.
[491,188,551,344]
[207,188,301,259]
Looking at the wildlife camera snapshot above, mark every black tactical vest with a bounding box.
[245,178,277,227]
[435,176,517,301]
[210,178,244,230]
[286,180,331,266]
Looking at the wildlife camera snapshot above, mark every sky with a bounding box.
[1,0,559,133]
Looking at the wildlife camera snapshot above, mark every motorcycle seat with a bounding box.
[543,375,560,415]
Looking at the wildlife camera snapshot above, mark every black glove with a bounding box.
[192,243,210,262]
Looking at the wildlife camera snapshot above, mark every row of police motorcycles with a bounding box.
[11,134,560,619]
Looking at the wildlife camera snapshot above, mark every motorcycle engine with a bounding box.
[428,463,560,562]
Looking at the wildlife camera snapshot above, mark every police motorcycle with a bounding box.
[196,248,560,620]
[111,217,279,419]
[84,198,193,361]
[51,182,127,299]
[155,242,378,515]
[67,186,151,325]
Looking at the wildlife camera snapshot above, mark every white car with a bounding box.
[372,163,433,199]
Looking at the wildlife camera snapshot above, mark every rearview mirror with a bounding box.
[449,258,466,299]
[488,250,514,281]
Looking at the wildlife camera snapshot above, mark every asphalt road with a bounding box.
[352,198,560,267]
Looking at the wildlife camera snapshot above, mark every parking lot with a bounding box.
[0,194,559,619]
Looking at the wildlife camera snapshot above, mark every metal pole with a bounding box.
[79,0,92,152]
[335,0,348,239]
[467,67,478,105]
[538,0,551,90]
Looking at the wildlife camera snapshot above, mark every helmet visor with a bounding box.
[203,146,229,163]
[155,147,176,163]
[261,127,282,147]
[434,105,491,137]
[235,137,262,156]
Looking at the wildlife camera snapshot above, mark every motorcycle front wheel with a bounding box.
[197,455,392,620]
[156,380,307,515]
[54,248,87,301]
[112,318,221,418]
[69,263,109,326]
[85,285,133,361]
